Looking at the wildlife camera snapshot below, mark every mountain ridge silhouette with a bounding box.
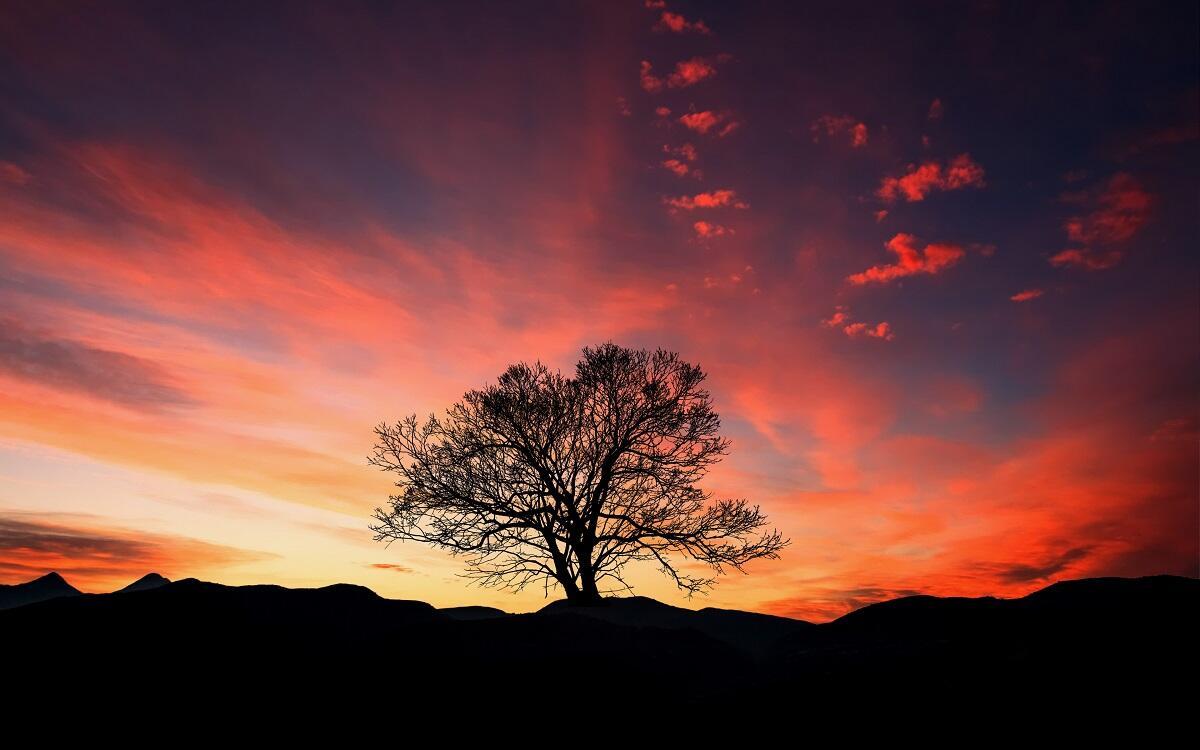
[2,571,1194,714]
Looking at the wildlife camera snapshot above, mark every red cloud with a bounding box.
[822,307,894,341]
[662,158,689,177]
[693,221,730,238]
[640,57,719,92]
[928,98,944,121]
[639,60,663,93]
[1051,173,1152,271]
[1050,174,1151,271]
[1050,248,1123,270]
[1010,288,1045,302]
[1,161,31,185]
[678,110,739,136]
[664,189,748,211]
[668,58,717,88]
[655,11,711,34]
[810,115,868,147]
[877,154,985,202]
[663,143,698,162]
[844,321,894,340]
[848,233,966,285]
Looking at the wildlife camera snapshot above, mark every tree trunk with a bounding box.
[570,545,602,605]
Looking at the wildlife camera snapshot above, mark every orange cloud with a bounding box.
[368,563,414,573]
[810,115,868,147]
[664,189,749,211]
[847,233,966,285]
[1010,288,1044,302]
[654,11,710,35]
[877,154,985,202]
[678,110,739,136]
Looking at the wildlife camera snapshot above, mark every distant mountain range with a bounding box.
[0,571,171,610]
[1,572,1195,716]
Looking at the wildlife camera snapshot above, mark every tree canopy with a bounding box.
[368,342,787,604]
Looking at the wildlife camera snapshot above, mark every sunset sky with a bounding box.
[0,0,1196,621]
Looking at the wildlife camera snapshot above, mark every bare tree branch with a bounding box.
[368,343,789,604]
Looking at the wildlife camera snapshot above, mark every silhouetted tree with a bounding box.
[368,343,787,605]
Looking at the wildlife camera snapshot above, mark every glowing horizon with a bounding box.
[0,1,1196,621]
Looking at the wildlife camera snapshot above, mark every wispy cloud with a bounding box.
[0,513,274,590]
[1051,173,1151,270]
[1010,288,1044,302]
[0,319,196,410]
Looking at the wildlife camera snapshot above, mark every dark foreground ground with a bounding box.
[2,572,1196,724]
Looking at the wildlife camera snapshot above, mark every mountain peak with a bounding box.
[117,573,171,593]
[0,571,82,610]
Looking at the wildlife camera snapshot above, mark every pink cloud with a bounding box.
[848,233,966,285]
[928,98,944,121]
[655,11,711,34]
[877,154,986,202]
[664,189,749,211]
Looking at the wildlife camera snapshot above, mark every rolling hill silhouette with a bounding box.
[1,572,1194,714]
